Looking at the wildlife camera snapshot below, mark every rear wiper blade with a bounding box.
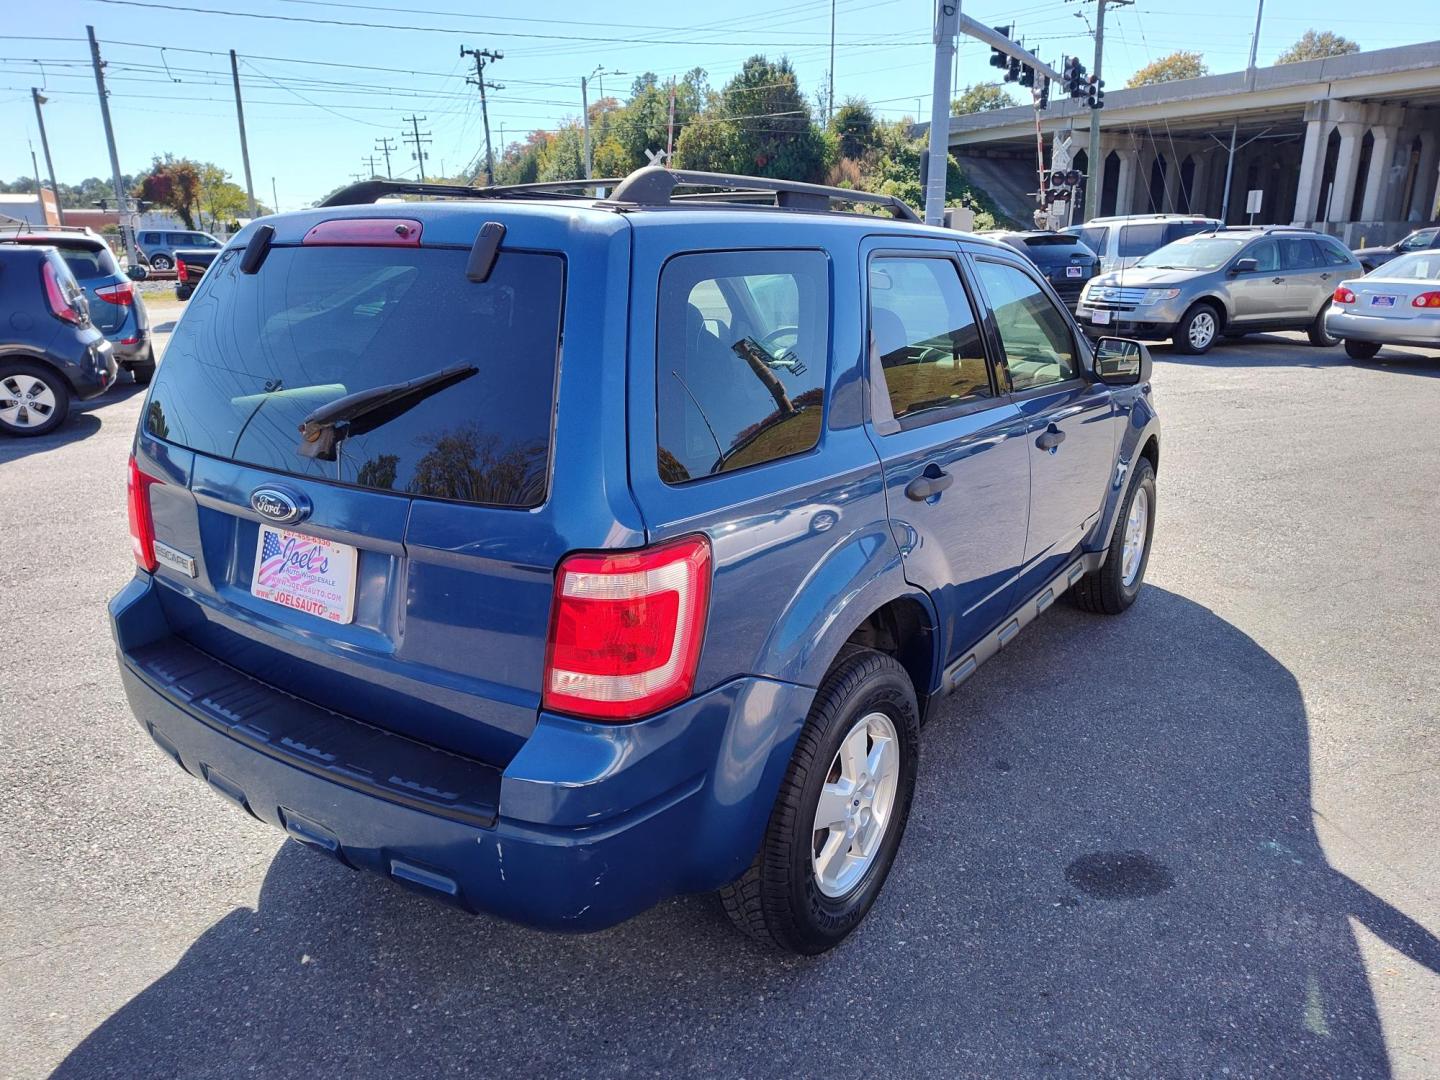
[297,360,477,460]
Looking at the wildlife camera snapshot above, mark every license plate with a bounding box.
[251,526,358,624]
[1370,295,1397,307]
[1066,265,1084,278]
[1091,309,1112,325]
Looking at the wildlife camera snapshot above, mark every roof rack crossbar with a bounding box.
[601,167,921,222]
[320,177,625,207]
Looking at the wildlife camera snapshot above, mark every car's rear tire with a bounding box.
[176,284,193,302]
[1344,339,1381,361]
[1071,457,1155,615]
[128,346,156,386]
[1308,301,1340,346]
[0,361,71,437]
[1172,303,1220,355]
[719,648,919,955]
[149,254,173,271]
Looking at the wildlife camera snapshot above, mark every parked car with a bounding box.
[173,247,222,300]
[110,168,1160,954]
[1352,226,1440,273]
[0,244,116,436]
[1063,214,1222,274]
[137,228,223,271]
[1074,226,1364,354]
[983,230,1098,308]
[0,225,155,384]
[1325,250,1440,359]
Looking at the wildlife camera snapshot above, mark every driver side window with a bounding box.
[973,259,1078,391]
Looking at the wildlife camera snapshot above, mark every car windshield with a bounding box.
[1374,252,1440,280]
[1136,236,1245,271]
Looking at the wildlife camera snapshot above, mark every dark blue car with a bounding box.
[110,168,1160,954]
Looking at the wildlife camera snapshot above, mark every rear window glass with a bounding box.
[656,250,829,484]
[1017,234,1080,247]
[53,243,118,281]
[145,245,563,508]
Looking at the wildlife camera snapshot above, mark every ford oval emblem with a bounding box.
[250,487,309,525]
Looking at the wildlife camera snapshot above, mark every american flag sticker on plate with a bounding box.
[250,525,359,624]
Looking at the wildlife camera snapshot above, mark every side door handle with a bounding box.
[1035,423,1067,451]
[905,464,954,501]
[1272,277,1284,284]
[1320,272,1332,281]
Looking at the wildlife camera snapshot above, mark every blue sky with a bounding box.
[0,0,1426,208]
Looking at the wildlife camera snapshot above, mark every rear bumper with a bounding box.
[69,338,117,400]
[1325,308,1440,349]
[109,575,814,931]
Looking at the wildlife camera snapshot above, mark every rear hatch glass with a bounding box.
[146,245,562,507]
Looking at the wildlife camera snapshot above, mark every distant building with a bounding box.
[921,41,1440,245]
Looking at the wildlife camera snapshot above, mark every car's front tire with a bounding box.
[0,361,71,437]
[1071,457,1155,615]
[1344,339,1381,360]
[720,648,919,955]
[1309,301,1340,347]
[1172,303,1220,355]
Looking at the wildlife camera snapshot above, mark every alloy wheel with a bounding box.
[0,374,58,430]
[1188,311,1216,350]
[1121,485,1150,588]
[811,710,900,898]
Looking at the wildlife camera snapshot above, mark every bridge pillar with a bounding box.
[1359,124,1399,222]
[1291,111,1328,226]
[1114,149,1140,215]
[1409,129,1440,221]
[1325,121,1369,223]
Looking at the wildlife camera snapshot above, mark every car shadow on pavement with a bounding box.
[0,381,146,465]
[1158,336,1440,375]
[53,588,1440,1078]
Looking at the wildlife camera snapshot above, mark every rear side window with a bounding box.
[656,250,829,484]
[869,256,991,427]
[1319,237,1354,265]
[1118,224,1167,258]
[973,260,1078,392]
[145,245,564,508]
[1075,227,1108,256]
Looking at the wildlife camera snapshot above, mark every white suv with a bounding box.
[1064,215,1222,274]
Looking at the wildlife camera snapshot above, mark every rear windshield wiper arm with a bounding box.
[298,360,477,460]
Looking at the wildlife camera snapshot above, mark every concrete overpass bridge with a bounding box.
[928,41,1440,244]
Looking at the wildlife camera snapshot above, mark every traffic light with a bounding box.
[1087,75,1105,109]
[1006,56,1022,83]
[1062,56,1088,99]
[1019,63,1036,89]
[1037,75,1051,110]
[989,25,1012,70]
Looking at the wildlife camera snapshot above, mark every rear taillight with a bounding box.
[1333,286,1356,305]
[1412,291,1440,308]
[41,262,81,324]
[127,455,160,572]
[543,535,712,721]
[175,260,189,283]
[95,281,135,306]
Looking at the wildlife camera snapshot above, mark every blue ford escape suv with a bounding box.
[110,168,1160,954]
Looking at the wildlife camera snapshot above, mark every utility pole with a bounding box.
[86,26,137,264]
[461,46,503,185]
[271,176,279,214]
[402,115,431,181]
[229,50,258,218]
[31,89,65,225]
[581,74,592,180]
[828,0,836,122]
[362,154,381,178]
[1078,0,1132,220]
[924,1,961,226]
[1220,0,1265,222]
[374,136,395,178]
[666,78,677,158]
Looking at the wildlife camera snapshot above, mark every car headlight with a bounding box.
[1139,288,1181,306]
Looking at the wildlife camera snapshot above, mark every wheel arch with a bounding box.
[0,350,80,395]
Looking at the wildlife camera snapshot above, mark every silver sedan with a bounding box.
[1326,251,1440,360]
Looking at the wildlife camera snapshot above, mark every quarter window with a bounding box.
[868,256,991,426]
[656,250,829,484]
[973,260,1078,392]
[1318,237,1354,265]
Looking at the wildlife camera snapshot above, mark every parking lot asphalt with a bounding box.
[2,316,1438,1079]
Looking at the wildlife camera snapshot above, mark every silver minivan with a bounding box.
[1074,226,1365,354]
[1063,214,1222,274]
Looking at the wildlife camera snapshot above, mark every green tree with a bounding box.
[867,121,1004,229]
[830,97,881,160]
[674,56,828,182]
[197,164,249,229]
[1276,30,1361,64]
[951,83,1016,115]
[134,155,202,228]
[1126,51,1209,88]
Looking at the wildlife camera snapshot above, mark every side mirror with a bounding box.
[1094,337,1152,386]
[126,264,149,282]
[1231,257,1258,274]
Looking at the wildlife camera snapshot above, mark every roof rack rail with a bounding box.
[600,167,921,222]
[320,177,623,207]
[0,221,100,235]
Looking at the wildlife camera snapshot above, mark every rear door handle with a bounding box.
[905,465,954,501]
[1272,277,1284,284]
[1035,424,1066,451]
[1320,272,1332,280]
